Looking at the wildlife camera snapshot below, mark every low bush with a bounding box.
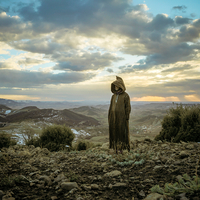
[77,140,87,151]
[26,124,75,151]
[25,137,41,147]
[0,133,17,149]
[155,104,200,142]
[22,125,38,144]
[73,140,94,151]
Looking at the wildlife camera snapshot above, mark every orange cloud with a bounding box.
[0,95,40,101]
[131,96,180,101]
[184,95,200,102]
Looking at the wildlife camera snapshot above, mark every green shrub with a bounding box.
[155,104,200,142]
[0,133,17,149]
[74,140,94,151]
[77,140,87,151]
[26,125,75,151]
[25,137,41,147]
[40,125,75,151]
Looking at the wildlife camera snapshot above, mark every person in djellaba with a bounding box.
[108,76,131,154]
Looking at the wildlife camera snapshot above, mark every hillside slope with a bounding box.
[70,106,106,117]
[0,106,100,126]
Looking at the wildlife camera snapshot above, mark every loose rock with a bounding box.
[91,184,99,190]
[112,182,127,188]
[61,182,78,191]
[179,151,190,159]
[104,170,122,177]
[143,193,166,200]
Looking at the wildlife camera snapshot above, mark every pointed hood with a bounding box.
[111,76,126,94]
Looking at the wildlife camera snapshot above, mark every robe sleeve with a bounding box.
[125,94,131,120]
[108,95,114,120]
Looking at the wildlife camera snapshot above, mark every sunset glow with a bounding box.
[131,96,180,102]
[0,0,200,102]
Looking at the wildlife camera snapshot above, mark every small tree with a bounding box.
[39,125,75,151]
[0,133,17,149]
[155,104,200,142]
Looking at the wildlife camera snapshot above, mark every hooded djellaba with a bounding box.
[108,76,131,153]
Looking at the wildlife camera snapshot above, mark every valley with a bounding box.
[0,99,177,146]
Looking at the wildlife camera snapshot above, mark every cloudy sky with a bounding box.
[0,0,200,102]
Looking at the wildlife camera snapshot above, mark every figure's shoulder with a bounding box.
[123,92,130,98]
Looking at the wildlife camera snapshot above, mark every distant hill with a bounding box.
[0,104,12,117]
[0,98,81,109]
[0,99,22,108]
[0,105,100,126]
[70,106,105,117]
[60,109,99,126]
[0,105,11,110]
[19,106,40,112]
[0,98,109,110]
[95,104,109,110]
[134,115,158,122]
[0,116,7,122]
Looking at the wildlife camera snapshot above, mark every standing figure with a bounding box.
[108,76,131,153]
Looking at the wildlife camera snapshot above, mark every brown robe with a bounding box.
[108,76,131,151]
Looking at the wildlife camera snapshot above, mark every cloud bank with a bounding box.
[0,0,199,101]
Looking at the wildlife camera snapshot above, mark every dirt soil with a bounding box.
[1,139,200,200]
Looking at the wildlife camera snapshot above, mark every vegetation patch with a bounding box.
[155,104,200,142]
[0,132,17,149]
[151,174,200,197]
[74,140,96,151]
[26,124,75,151]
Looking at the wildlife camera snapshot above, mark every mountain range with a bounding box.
[0,105,99,127]
[0,98,109,110]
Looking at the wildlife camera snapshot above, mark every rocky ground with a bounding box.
[1,139,200,200]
